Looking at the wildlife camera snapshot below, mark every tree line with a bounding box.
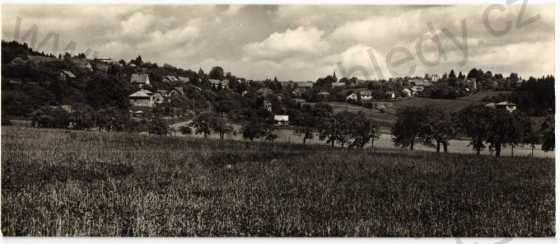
[392,105,554,157]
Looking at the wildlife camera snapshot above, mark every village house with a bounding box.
[59,70,76,81]
[409,78,432,87]
[152,92,165,104]
[70,58,93,71]
[346,93,358,101]
[157,89,169,97]
[162,75,179,83]
[486,101,517,113]
[177,76,191,83]
[296,81,314,88]
[410,86,425,96]
[209,79,229,89]
[168,87,185,97]
[9,57,27,65]
[129,89,155,108]
[91,58,112,73]
[359,90,372,101]
[293,98,306,105]
[466,78,477,90]
[318,91,331,99]
[263,99,273,112]
[274,115,289,126]
[402,88,412,97]
[385,91,396,100]
[131,73,150,87]
[332,81,345,88]
[28,55,58,64]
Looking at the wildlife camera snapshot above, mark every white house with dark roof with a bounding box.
[131,73,150,87]
[129,89,155,107]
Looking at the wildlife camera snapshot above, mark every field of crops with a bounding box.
[1,126,555,236]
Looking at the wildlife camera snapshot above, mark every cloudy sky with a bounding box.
[2,4,555,81]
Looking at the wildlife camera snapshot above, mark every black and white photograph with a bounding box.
[0,1,556,238]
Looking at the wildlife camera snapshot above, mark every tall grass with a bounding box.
[1,126,554,236]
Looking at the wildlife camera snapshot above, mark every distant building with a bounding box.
[209,79,228,89]
[411,86,425,96]
[296,81,314,88]
[131,73,150,87]
[385,91,396,100]
[162,75,179,83]
[9,57,27,65]
[332,82,345,88]
[346,93,358,101]
[129,89,155,107]
[264,99,272,112]
[274,115,289,126]
[466,78,477,90]
[91,59,111,73]
[152,92,165,104]
[59,70,76,81]
[168,87,185,97]
[28,55,58,64]
[177,76,191,83]
[486,101,517,113]
[69,58,93,71]
[402,88,412,97]
[318,91,331,98]
[359,90,372,101]
[409,78,432,87]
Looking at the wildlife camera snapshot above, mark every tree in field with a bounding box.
[149,117,169,136]
[293,111,317,145]
[242,117,269,142]
[419,107,456,153]
[524,120,541,157]
[318,116,339,148]
[190,112,214,138]
[293,103,333,145]
[211,114,233,141]
[484,109,522,157]
[348,112,379,149]
[31,105,70,128]
[506,112,531,157]
[392,106,427,150]
[334,111,354,148]
[70,104,96,130]
[318,111,351,148]
[456,105,492,155]
[541,114,554,152]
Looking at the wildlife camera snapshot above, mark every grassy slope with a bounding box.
[1,127,554,236]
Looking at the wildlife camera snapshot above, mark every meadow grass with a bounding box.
[1,126,554,236]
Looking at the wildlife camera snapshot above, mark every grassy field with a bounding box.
[1,126,554,236]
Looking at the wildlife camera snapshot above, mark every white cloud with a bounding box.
[120,12,155,38]
[243,26,330,60]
